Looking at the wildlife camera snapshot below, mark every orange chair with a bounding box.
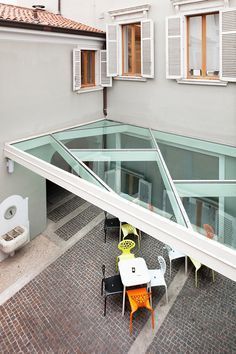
[203,224,215,239]
[127,288,155,334]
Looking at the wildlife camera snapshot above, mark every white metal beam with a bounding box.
[4,143,236,282]
[175,182,236,197]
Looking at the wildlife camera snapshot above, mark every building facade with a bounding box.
[0,1,235,279]
[0,3,106,237]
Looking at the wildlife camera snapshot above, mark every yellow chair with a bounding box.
[189,257,215,287]
[121,223,141,249]
[127,288,154,334]
[116,239,135,271]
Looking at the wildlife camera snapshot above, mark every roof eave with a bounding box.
[0,19,106,38]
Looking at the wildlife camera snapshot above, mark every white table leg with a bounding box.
[147,282,152,307]
[122,286,126,316]
[185,256,188,274]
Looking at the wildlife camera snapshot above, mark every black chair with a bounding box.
[104,212,120,243]
[101,264,123,316]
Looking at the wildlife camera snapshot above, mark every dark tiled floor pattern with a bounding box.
[55,204,102,240]
[48,195,86,222]
[0,216,235,353]
[47,183,71,211]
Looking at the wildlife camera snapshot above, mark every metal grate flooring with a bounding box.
[55,204,102,241]
[48,196,86,222]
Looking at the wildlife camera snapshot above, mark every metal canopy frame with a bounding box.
[4,118,236,281]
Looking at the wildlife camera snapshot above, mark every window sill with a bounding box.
[76,86,103,94]
[114,76,147,82]
[176,79,228,87]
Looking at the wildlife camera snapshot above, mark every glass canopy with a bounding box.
[12,119,236,250]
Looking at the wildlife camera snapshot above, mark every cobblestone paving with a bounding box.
[147,267,236,354]
[0,211,235,353]
[48,195,86,222]
[0,220,174,353]
[55,204,102,240]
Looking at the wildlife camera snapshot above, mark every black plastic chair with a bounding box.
[104,212,120,243]
[101,264,123,316]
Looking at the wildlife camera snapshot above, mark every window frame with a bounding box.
[186,12,219,80]
[122,22,142,77]
[106,18,154,79]
[81,50,96,88]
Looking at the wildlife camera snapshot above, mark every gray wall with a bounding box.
[0,30,105,238]
[50,0,236,146]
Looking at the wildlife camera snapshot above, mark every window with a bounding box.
[166,8,236,83]
[187,13,219,79]
[122,23,141,76]
[81,50,95,88]
[72,48,112,91]
[106,20,154,79]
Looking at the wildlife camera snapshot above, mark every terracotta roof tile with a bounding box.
[0,3,104,34]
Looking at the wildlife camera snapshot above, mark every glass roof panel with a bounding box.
[153,130,236,158]
[53,122,155,150]
[158,141,220,180]
[71,149,186,226]
[175,181,236,250]
[12,135,107,190]
[153,130,236,181]
[70,119,123,130]
[9,119,236,253]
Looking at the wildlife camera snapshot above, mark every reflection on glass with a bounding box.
[176,180,236,250]
[72,149,186,226]
[189,16,202,77]
[87,51,95,84]
[13,136,105,189]
[206,14,219,77]
[70,120,123,131]
[225,156,236,179]
[81,50,95,87]
[182,195,236,250]
[53,124,155,150]
[135,24,141,74]
[123,24,132,74]
[158,142,219,180]
[153,129,236,160]
[123,23,141,75]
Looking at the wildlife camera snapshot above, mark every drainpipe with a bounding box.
[58,0,61,15]
[102,43,108,117]
[103,87,107,117]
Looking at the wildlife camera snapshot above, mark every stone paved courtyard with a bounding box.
[0,193,235,353]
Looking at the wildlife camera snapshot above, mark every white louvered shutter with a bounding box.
[100,50,112,87]
[166,16,183,79]
[220,8,236,82]
[141,20,154,78]
[106,24,118,77]
[73,49,81,91]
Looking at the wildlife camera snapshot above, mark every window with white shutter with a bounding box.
[141,20,154,78]
[73,48,108,92]
[100,50,112,87]
[106,4,155,81]
[220,8,236,82]
[166,16,183,79]
[106,24,118,77]
[73,49,81,91]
